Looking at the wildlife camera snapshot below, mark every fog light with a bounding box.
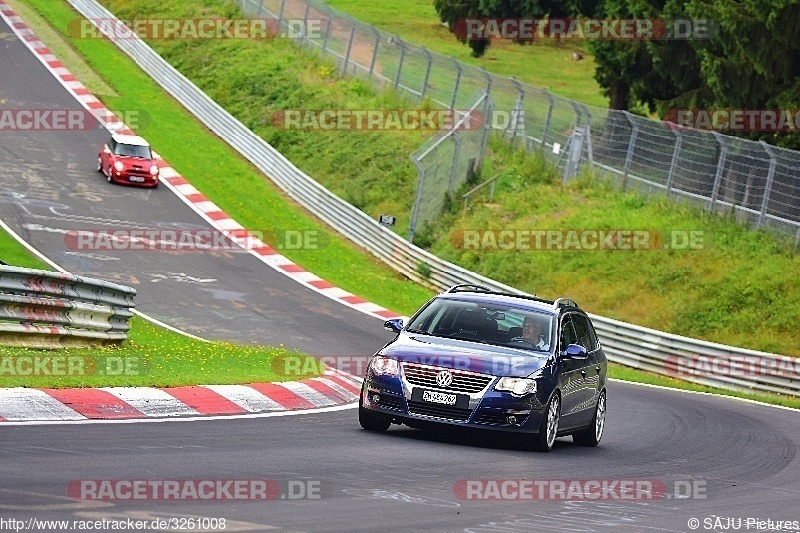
[507,415,517,424]
[372,394,380,404]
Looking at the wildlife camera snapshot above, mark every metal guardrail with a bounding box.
[0,266,136,348]
[64,0,799,397]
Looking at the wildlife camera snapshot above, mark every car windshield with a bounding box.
[405,297,554,352]
[114,143,152,158]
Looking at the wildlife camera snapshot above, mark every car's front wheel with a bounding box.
[359,404,392,432]
[573,390,605,447]
[531,393,560,452]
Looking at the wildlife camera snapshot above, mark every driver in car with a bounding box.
[521,316,549,350]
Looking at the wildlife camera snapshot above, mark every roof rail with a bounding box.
[446,284,494,293]
[553,297,579,308]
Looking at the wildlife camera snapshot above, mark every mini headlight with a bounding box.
[369,355,399,376]
[113,161,124,172]
[149,165,159,175]
[495,377,537,396]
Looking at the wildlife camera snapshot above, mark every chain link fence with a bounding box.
[238,0,800,243]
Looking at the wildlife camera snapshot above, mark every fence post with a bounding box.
[758,141,778,227]
[665,128,682,195]
[257,0,265,15]
[541,89,554,149]
[476,95,492,175]
[622,112,639,191]
[278,0,287,27]
[420,47,433,101]
[480,67,492,98]
[449,132,462,195]
[342,16,357,75]
[302,0,312,39]
[450,58,462,110]
[409,158,426,242]
[509,78,525,147]
[709,132,728,212]
[321,5,333,54]
[393,37,406,90]
[369,26,380,77]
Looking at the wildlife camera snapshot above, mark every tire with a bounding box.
[573,390,606,447]
[531,393,560,452]
[359,404,392,432]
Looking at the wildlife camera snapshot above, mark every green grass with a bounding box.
[325,0,607,107]
[430,140,800,355]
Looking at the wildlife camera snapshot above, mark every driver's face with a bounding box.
[522,319,541,339]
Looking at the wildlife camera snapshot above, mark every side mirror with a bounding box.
[562,344,587,358]
[383,318,404,333]
[103,146,111,153]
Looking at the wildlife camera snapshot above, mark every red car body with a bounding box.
[97,134,159,188]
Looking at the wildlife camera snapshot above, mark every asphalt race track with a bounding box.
[1,13,800,533]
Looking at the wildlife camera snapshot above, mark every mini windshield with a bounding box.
[114,143,152,158]
[405,298,554,351]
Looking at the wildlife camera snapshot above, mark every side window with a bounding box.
[572,315,597,352]
[108,137,116,153]
[559,315,578,351]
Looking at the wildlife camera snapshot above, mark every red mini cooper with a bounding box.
[97,134,160,188]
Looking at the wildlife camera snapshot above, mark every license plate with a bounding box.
[422,390,457,405]
[129,176,145,182]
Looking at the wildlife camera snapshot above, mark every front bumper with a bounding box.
[361,370,547,434]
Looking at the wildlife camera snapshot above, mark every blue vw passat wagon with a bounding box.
[359,285,607,452]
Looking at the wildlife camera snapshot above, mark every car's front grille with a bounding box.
[402,362,493,393]
[407,400,472,421]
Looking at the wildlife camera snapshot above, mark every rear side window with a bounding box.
[571,314,598,352]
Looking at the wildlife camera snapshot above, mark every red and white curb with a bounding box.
[0,369,363,421]
[0,1,387,421]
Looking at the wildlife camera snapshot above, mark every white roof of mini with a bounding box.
[111,134,150,147]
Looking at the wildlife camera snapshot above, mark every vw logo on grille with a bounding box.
[435,370,454,388]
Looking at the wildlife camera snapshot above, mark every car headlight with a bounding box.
[369,355,399,376]
[113,161,124,172]
[495,377,537,396]
[149,165,159,175]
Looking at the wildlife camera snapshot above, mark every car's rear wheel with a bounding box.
[573,390,605,447]
[531,393,560,452]
[359,404,392,431]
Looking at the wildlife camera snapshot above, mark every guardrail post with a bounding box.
[368,26,380,77]
[341,16,357,75]
[665,128,683,195]
[450,58,462,110]
[622,112,639,191]
[540,89,554,149]
[417,47,432,101]
[710,132,728,212]
[321,5,333,54]
[758,141,778,227]
[393,37,406,90]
